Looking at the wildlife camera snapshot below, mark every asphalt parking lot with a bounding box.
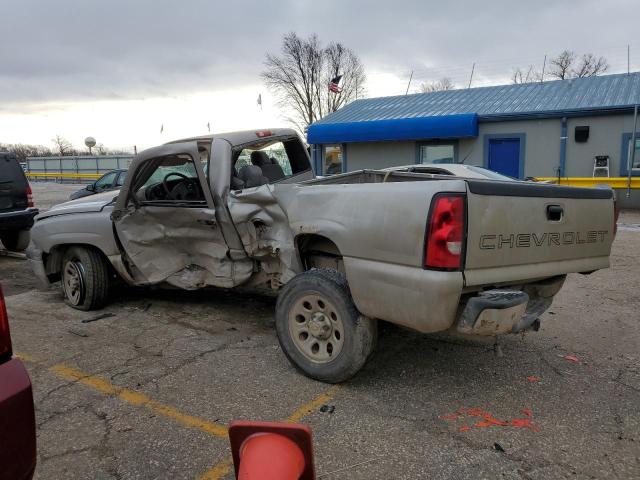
[1,183,639,479]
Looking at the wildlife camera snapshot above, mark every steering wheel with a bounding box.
[162,172,197,199]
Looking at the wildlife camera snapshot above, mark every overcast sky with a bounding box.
[1,0,638,150]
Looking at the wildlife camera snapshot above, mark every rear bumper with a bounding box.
[0,208,39,232]
[457,276,566,335]
[0,358,37,480]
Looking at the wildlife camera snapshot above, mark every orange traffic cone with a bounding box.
[238,433,305,479]
[229,421,315,480]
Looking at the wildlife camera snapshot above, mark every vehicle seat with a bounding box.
[250,151,285,182]
[238,165,269,188]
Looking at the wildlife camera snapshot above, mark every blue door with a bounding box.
[488,138,520,178]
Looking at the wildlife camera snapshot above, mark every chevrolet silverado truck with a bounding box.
[27,128,616,382]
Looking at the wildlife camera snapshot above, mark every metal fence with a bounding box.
[26,155,134,183]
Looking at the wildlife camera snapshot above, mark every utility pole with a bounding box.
[540,54,547,83]
[405,71,413,95]
[468,63,475,89]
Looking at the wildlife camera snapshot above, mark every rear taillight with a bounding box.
[424,194,466,270]
[0,285,12,360]
[26,184,34,208]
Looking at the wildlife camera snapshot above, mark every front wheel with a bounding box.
[61,246,110,311]
[275,269,377,383]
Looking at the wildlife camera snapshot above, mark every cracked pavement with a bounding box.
[0,184,638,479]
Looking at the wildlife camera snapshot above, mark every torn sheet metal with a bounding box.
[227,185,301,287]
[114,205,253,289]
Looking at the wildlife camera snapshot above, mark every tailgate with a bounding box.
[464,180,614,286]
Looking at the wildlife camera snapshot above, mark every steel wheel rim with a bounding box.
[288,293,344,364]
[63,259,85,306]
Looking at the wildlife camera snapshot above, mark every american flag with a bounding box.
[328,75,343,93]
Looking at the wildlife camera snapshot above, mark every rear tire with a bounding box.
[0,230,30,252]
[275,269,377,383]
[61,246,110,311]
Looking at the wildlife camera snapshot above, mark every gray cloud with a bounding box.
[1,0,637,108]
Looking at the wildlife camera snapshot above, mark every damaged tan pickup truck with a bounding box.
[28,128,616,382]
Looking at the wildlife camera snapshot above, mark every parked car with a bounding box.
[28,128,615,383]
[0,152,38,251]
[384,163,516,180]
[0,284,37,480]
[69,169,128,200]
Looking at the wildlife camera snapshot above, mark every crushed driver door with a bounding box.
[111,142,253,289]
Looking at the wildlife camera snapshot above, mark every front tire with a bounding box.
[61,246,110,311]
[275,269,377,383]
[0,230,30,252]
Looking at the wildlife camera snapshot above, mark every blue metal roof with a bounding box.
[312,72,640,128]
[307,114,478,144]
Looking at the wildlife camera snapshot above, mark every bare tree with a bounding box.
[549,50,576,80]
[262,32,366,131]
[52,135,73,156]
[419,77,455,92]
[548,50,608,80]
[573,53,609,77]
[511,66,542,84]
[0,143,53,161]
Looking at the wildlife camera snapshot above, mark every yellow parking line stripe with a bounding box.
[19,356,228,438]
[197,385,342,480]
[197,458,235,480]
[18,352,340,480]
[286,385,341,423]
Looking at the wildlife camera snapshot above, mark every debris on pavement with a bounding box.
[493,442,506,453]
[319,404,335,414]
[562,355,580,363]
[440,407,540,432]
[526,375,540,382]
[81,312,116,323]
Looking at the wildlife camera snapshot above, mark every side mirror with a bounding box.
[86,183,95,192]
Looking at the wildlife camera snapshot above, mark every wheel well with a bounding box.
[44,244,111,282]
[296,234,344,272]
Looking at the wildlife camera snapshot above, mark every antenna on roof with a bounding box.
[628,45,630,75]
[541,54,547,83]
[467,63,475,89]
[405,71,413,95]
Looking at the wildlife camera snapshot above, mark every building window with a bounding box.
[419,143,456,164]
[629,138,640,171]
[323,144,343,175]
[621,134,640,176]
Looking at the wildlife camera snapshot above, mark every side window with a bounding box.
[116,171,127,186]
[95,171,117,189]
[233,138,310,188]
[132,154,206,204]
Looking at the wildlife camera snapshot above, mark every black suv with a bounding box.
[0,153,38,251]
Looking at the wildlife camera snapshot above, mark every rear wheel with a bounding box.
[61,246,110,311]
[0,230,30,252]
[275,269,377,383]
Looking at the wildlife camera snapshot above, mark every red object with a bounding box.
[255,130,274,138]
[229,421,315,480]
[527,375,540,382]
[424,193,466,270]
[0,285,36,480]
[25,185,35,209]
[563,355,579,363]
[0,284,12,358]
